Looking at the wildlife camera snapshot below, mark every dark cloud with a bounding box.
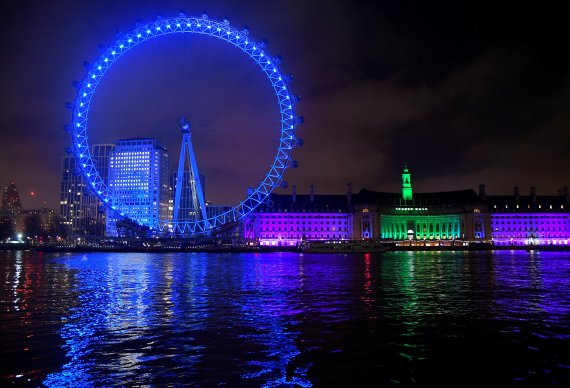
[0,0,568,210]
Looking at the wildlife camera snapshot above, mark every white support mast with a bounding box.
[172,115,208,235]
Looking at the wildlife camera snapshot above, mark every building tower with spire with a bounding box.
[402,163,413,202]
[172,115,208,236]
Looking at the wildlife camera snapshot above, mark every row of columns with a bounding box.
[380,219,461,240]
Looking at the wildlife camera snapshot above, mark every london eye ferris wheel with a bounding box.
[67,13,303,236]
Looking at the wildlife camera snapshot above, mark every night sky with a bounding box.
[1,0,568,209]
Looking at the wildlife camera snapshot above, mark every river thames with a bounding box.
[1,249,569,386]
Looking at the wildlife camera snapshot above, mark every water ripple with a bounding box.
[0,250,569,386]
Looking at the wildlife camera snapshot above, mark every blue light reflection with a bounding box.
[43,253,314,386]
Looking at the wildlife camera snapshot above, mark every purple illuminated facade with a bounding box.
[246,185,353,246]
[249,212,352,247]
[487,187,570,246]
[246,178,570,247]
[490,214,570,246]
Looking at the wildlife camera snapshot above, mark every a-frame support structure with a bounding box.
[173,115,208,236]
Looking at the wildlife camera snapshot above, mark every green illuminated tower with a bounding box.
[402,163,413,202]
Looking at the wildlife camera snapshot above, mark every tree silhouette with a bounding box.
[24,214,47,242]
[0,216,14,241]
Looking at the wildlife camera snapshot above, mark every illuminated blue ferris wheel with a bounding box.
[67,13,303,235]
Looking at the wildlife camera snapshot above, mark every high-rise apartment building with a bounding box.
[106,138,169,236]
[2,183,23,215]
[59,144,114,236]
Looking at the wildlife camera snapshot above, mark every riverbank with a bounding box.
[25,244,301,254]
[2,243,569,253]
[389,244,570,252]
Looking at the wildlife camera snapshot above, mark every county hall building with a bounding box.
[247,165,570,247]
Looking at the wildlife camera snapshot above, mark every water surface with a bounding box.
[1,250,569,386]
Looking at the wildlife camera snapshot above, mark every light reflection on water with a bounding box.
[0,250,569,386]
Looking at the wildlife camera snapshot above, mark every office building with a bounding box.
[106,138,169,236]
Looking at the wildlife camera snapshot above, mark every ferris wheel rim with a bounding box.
[68,14,301,235]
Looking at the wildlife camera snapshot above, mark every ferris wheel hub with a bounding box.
[178,115,191,133]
